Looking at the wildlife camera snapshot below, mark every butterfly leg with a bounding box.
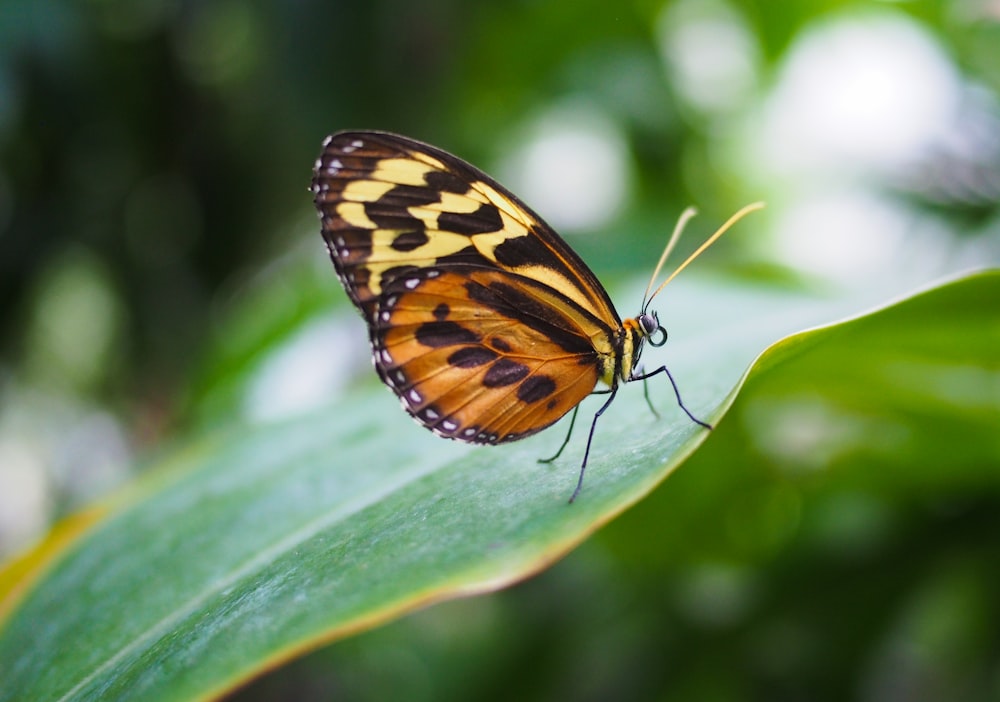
[631,365,713,430]
[539,388,614,464]
[568,386,620,503]
[640,371,661,419]
[538,405,578,465]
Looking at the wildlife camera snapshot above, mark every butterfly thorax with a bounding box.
[601,316,649,387]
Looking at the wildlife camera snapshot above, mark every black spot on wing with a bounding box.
[425,169,470,193]
[491,337,511,352]
[438,202,504,236]
[483,359,530,387]
[517,375,557,403]
[391,230,429,251]
[447,347,498,368]
[415,321,479,348]
[492,231,566,269]
[432,303,450,320]
[379,183,441,206]
[364,209,422,236]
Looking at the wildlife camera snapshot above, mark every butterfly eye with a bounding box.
[638,312,658,335]
[639,312,668,347]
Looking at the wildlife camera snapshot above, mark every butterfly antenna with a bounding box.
[642,206,699,311]
[645,201,765,307]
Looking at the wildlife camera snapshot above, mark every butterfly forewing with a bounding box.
[313,132,621,326]
[311,130,623,446]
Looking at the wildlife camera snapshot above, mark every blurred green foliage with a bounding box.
[1,0,999,700]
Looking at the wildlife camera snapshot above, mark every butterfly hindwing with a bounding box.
[373,267,602,443]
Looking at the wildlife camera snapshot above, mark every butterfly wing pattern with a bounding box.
[311,131,638,445]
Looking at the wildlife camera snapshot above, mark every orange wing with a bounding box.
[374,267,602,443]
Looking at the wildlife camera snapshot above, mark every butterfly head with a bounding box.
[638,310,667,348]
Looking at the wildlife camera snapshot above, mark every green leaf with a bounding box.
[1,269,996,701]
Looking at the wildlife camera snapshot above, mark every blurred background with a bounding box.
[1,0,998,699]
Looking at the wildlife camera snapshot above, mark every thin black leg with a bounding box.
[539,404,579,464]
[569,386,620,503]
[630,365,713,430]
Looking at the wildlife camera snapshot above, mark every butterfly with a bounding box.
[311,130,762,501]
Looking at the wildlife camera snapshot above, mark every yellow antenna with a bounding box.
[644,201,765,308]
[642,206,699,307]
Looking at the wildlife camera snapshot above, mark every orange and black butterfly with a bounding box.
[311,131,761,501]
